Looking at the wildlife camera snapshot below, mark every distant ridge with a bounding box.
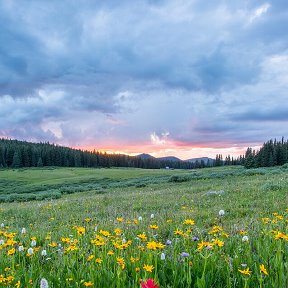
[136,154,214,163]
[185,157,215,164]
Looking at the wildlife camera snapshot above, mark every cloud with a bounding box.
[249,3,271,23]
[0,0,287,158]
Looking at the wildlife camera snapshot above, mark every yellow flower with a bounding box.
[137,233,147,241]
[149,224,159,229]
[87,255,94,262]
[15,280,21,288]
[99,230,111,237]
[107,250,114,256]
[146,241,165,250]
[183,219,195,225]
[213,239,224,247]
[48,242,57,247]
[116,217,124,222]
[83,281,94,287]
[238,268,252,276]
[61,237,71,243]
[260,264,268,276]
[135,267,140,272]
[130,256,139,263]
[116,257,125,269]
[75,226,85,236]
[197,241,213,251]
[174,229,184,236]
[7,248,16,255]
[114,228,122,236]
[143,264,154,272]
[95,258,102,264]
[208,226,223,234]
[85,218,91,223]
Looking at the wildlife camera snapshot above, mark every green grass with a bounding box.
[0,166,287,287]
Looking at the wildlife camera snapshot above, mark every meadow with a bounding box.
[0,165,287,287]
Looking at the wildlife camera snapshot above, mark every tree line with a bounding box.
[244,137,288,168]
[0,138,246,170]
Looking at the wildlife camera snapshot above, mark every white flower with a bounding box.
[0,239,4,245]
[27,247,34,255]
[150,214,155,219]
[41,249,47,256]
[138,216,143,221]
[160,252,166,260]
[21,228,26,234]
[122,238,126,244]
[40,278,49,288]
[218,210,225,216]
[0,223,4,228]
[242,235,249,242]
[31,239,37,246]
[18,245,24,252]
[94,226,98,232]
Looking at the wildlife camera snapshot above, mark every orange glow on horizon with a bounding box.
[74,142,248,160]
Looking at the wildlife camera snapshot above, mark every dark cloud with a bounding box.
[0,0,287,157]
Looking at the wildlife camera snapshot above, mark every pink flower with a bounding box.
[141,279,159,288]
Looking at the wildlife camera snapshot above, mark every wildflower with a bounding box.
[95,258,102,264]
[138,216,143,221]
[18,245,24,252]
[141,278,159,288]
[150,214,155,219]
[107,250,114,256]
[116,217,124,222]
[0,239,4,245]
[143,264,154,272]
[260,264,268,276]
[84,218,91,223]
[166,240,172,245]
[87,255,94,262]
[160,252,166,260]
[114,228,122,236]
[116,257,125,269]
[242,235,249,242]
[238,267,252,276]
[136,267,140,272]
[181,252,189,257]
[41,250,47,256]
[137,233,147,241]
[27,247,34,256]
[31,239,37,247]
[213,239,224,247]
[21,228,26,234]
[146,241,165,250]
[0,223,4,228]
[174,229,184,236]
[83,281,94,287]
[40,278,49,288]
[149,224,158,229]
[218,210,225,216]
[192,236,199,241]
[7,248,16,255]
[183,219,195,225]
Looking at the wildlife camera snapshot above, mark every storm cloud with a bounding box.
[0,0,287,158]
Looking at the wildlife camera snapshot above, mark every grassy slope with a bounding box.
[0,166,287,287]
[0,165,287,228]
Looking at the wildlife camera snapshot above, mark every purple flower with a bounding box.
[181,252,189,257]
[192,236,199,241]
[166,240,172,245]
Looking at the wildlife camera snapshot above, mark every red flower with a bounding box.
[141,278,159,288]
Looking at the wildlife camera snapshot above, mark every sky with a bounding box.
[0,0,288,160]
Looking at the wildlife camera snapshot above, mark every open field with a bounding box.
[0,166,288,287]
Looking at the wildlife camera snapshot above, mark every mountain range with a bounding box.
[136,154,214,164]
